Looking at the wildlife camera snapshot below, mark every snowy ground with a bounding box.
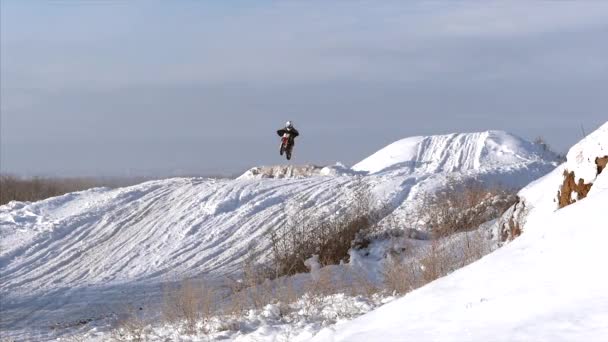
[0,131,558,341]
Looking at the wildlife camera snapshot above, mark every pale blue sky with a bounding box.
[1,1,607,176]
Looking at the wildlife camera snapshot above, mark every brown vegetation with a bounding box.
[381,229,491,295]
[419,240,449,284]
[0,175,156,205]
[422,178,517,238]
[0,175,97,205]
[268,178,379,277]
[110,305,151,342]
[162,278,216,335]
[382,257,417,294]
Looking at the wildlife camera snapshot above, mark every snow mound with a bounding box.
[353,131,556,174]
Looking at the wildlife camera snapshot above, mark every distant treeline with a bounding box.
[0,173,234,206]
[0,175,148,205]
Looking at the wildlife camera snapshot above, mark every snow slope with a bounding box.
[0,130,557,340]
[310,124,608,342]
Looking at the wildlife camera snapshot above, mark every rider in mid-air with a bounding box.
[277,121,299,160]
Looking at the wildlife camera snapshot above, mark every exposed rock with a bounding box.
[498,197,527,242]
[557,170,593,208]
[557,155,607,209]
[597,156,608,174]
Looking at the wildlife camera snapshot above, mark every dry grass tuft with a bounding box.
[110,306,151,342]
[162,278,215,335]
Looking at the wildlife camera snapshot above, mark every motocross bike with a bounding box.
[279,133,294,160]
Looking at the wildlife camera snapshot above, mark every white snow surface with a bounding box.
[310,123,608,342]
[0,130,558,340]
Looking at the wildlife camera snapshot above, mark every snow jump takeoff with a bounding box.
[277,121,299,160]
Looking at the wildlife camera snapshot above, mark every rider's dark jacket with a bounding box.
[277,127,300,145]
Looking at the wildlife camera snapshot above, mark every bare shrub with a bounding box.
[247,282,276,312]
[461,230,490,266]
[220,251,281,316]
[268,178,379,277]
[223,272,297,318]
[305,267,338,298]
[347,268,380,297]
[222,276,248,316]
[162,278,215,335]
[422,178,517,238]
[274,277,299,311]
[382,256,417,295]
[381,229,492,295]
[238,254,276,310]
[419,240,451,284]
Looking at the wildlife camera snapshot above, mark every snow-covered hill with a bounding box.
[353,130,555,174]
[0,130,558,340]
[310,123,608,342]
